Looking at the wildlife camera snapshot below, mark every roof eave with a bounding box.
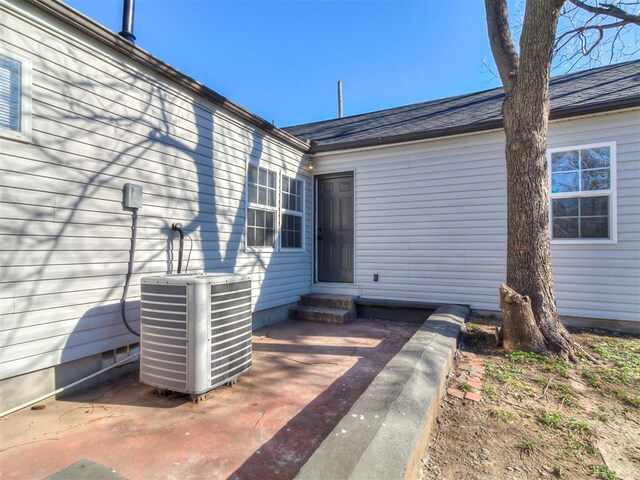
[309,96,640,154]
[26,0,311,153]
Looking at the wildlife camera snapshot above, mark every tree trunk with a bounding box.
[499,284,547,353]
[486,0,582,362]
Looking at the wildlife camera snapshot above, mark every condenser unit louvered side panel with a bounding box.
[210,280,253,389]
[139,284,188,392]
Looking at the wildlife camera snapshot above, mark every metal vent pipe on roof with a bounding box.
[337,80,343,118]
[119,0,136,43]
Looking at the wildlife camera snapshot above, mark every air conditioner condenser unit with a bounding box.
[139,273,252,400]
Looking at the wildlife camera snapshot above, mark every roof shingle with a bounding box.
[284,60,640,152]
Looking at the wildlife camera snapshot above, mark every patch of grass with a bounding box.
[588,464,618,480]
[539,409,564,428]
[459,382,472,392]
[490,408,516,422]
[567,420,591,434]
[582,370,603,388]
[610,388,640,408]
[542,359,569,378]
[506,378,535,399]
[533,376,548,386]
[588,339,640,385]
[550,382,576,398]
[519,439,539,456]
[507,350,545,364]
[482,385,498,402]
[581,349,640,407]
[486,362,524,382]
[549,381,578,405]
[564,432,597,457]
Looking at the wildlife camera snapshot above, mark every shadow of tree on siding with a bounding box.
[0,31,302,395]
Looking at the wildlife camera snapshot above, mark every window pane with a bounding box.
[267,189,276,207]
[552,198,578,217]
[248,166,257,184]
[580,196,608,216]
[581,147,610,169]
[256,228,264,246]
[551,151,579,172]
[581,216,608,238]
[281,213,302,248]
[553,217,579,239]
[248,208,256,225]
[256,210,265,227]
[258,168,267,185]
[258,187,266,205]
[552,172,579,193]
[266,212,275,246]
[248,184,257,204]
[581,168,610,191]
[281,177,303,213]
[247,227,255,247]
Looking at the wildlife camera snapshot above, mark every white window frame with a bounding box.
[0,48,32,143]
[280,174,306,252]
[547,141,617,245]
[244,163,307,253]
[245,164,279,252]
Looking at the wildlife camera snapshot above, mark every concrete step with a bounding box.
[289,305,357,324]
[299,293,358,310]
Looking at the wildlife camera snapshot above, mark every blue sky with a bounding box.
[63,1,636,127]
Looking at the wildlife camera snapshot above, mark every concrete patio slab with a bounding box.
[0,319,420,480]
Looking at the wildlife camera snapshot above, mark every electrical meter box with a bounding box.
[124,183,143,209]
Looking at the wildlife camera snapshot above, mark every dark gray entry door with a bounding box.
[317,173,354,283]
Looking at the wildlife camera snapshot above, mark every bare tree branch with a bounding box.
[484,0,519,90]
[569,0,640,23]
[552,0,639,71]
[556,19,629,49]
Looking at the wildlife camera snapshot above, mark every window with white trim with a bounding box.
[0,51,31,141]
[281,175,304,249]
[549,143,616,241]
[246,165,278,248]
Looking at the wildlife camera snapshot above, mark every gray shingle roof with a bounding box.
[284,60,640,152]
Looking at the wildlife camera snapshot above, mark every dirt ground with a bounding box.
[419,314,640,480]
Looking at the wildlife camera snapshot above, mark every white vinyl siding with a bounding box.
[313,109,640,323]
[0,0,311,381]
[0,49,31,141]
